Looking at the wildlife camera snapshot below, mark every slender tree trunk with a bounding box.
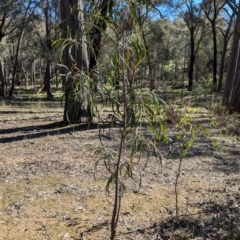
[188,28,195,91]
[218,12,234,92]
[9,29,26,96]
[0,57,6,97]
[44,60,54,99]
[88,0,113,91]
[31,59,36,87]
[212,23,218,91]
[218,40,228,92]
[137,10,154,91]
[39,58,42,86]
[24,67,28,87]
[0,12,7,43]
[223,2,240,112]
[202,0,225,92]
[142,26,154,91]
[43,0,54,99]
[9,1,31,97]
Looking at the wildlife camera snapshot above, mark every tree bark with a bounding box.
[87,0,114,92]
[202,0,226,91]
[223,1,240,112]
[88,0,113,74]
[0,57,6,97]
[138,11,154,91]
[60,0,89,123]
[0,12,7,42]
[9,0,31,97]
[44,61,54,99]
[188,28,195,91]
[212,22,218,91]
[218,9,235,92]
[9,28,26,96]
[31,59,36,87]
[183,0,203,92]
[43,0,54,100]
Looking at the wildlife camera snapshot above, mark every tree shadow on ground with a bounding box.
[211,156,240,174]
[0,121,116,144]
[163,134,240,174]
[0,98,62,107]
[0,110,61,115]
[133,192,240,239]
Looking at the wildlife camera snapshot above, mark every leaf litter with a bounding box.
[0,101,240,239]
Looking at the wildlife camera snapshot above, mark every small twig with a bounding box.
[175,149,184,219]
[110,135,124,240]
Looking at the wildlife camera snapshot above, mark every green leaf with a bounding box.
[125,163,133,178]
[105,174,114,193]
[212,140,218,148]
[176,134,183,140]
[182,149,188,157]
[197,123,202,131]
[219,131,223,137]
[205,128,210,136]
[184,139,193,149]
[211,120,217,127]
[222,146,227,153]
[52,38,65,49]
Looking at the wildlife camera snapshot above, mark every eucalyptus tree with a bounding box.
[40,0,60,99]
[60,0,89,123]
[179,0,206,91]
[201,0,226,91]
[0,57,6,96]
[16,10,50,88]
[223,0,240,112]
[8,0,36,96]
[59,0,114,123]
[217,3,235,92]
[170,18,189,84]
[0,0,33,96]
[0,0,23,43]
[144,18,185,85]
[137,10,156,90]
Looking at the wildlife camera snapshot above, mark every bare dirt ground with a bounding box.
[0,97,240,240]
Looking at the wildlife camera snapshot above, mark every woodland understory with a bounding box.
[0,92,240,240]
